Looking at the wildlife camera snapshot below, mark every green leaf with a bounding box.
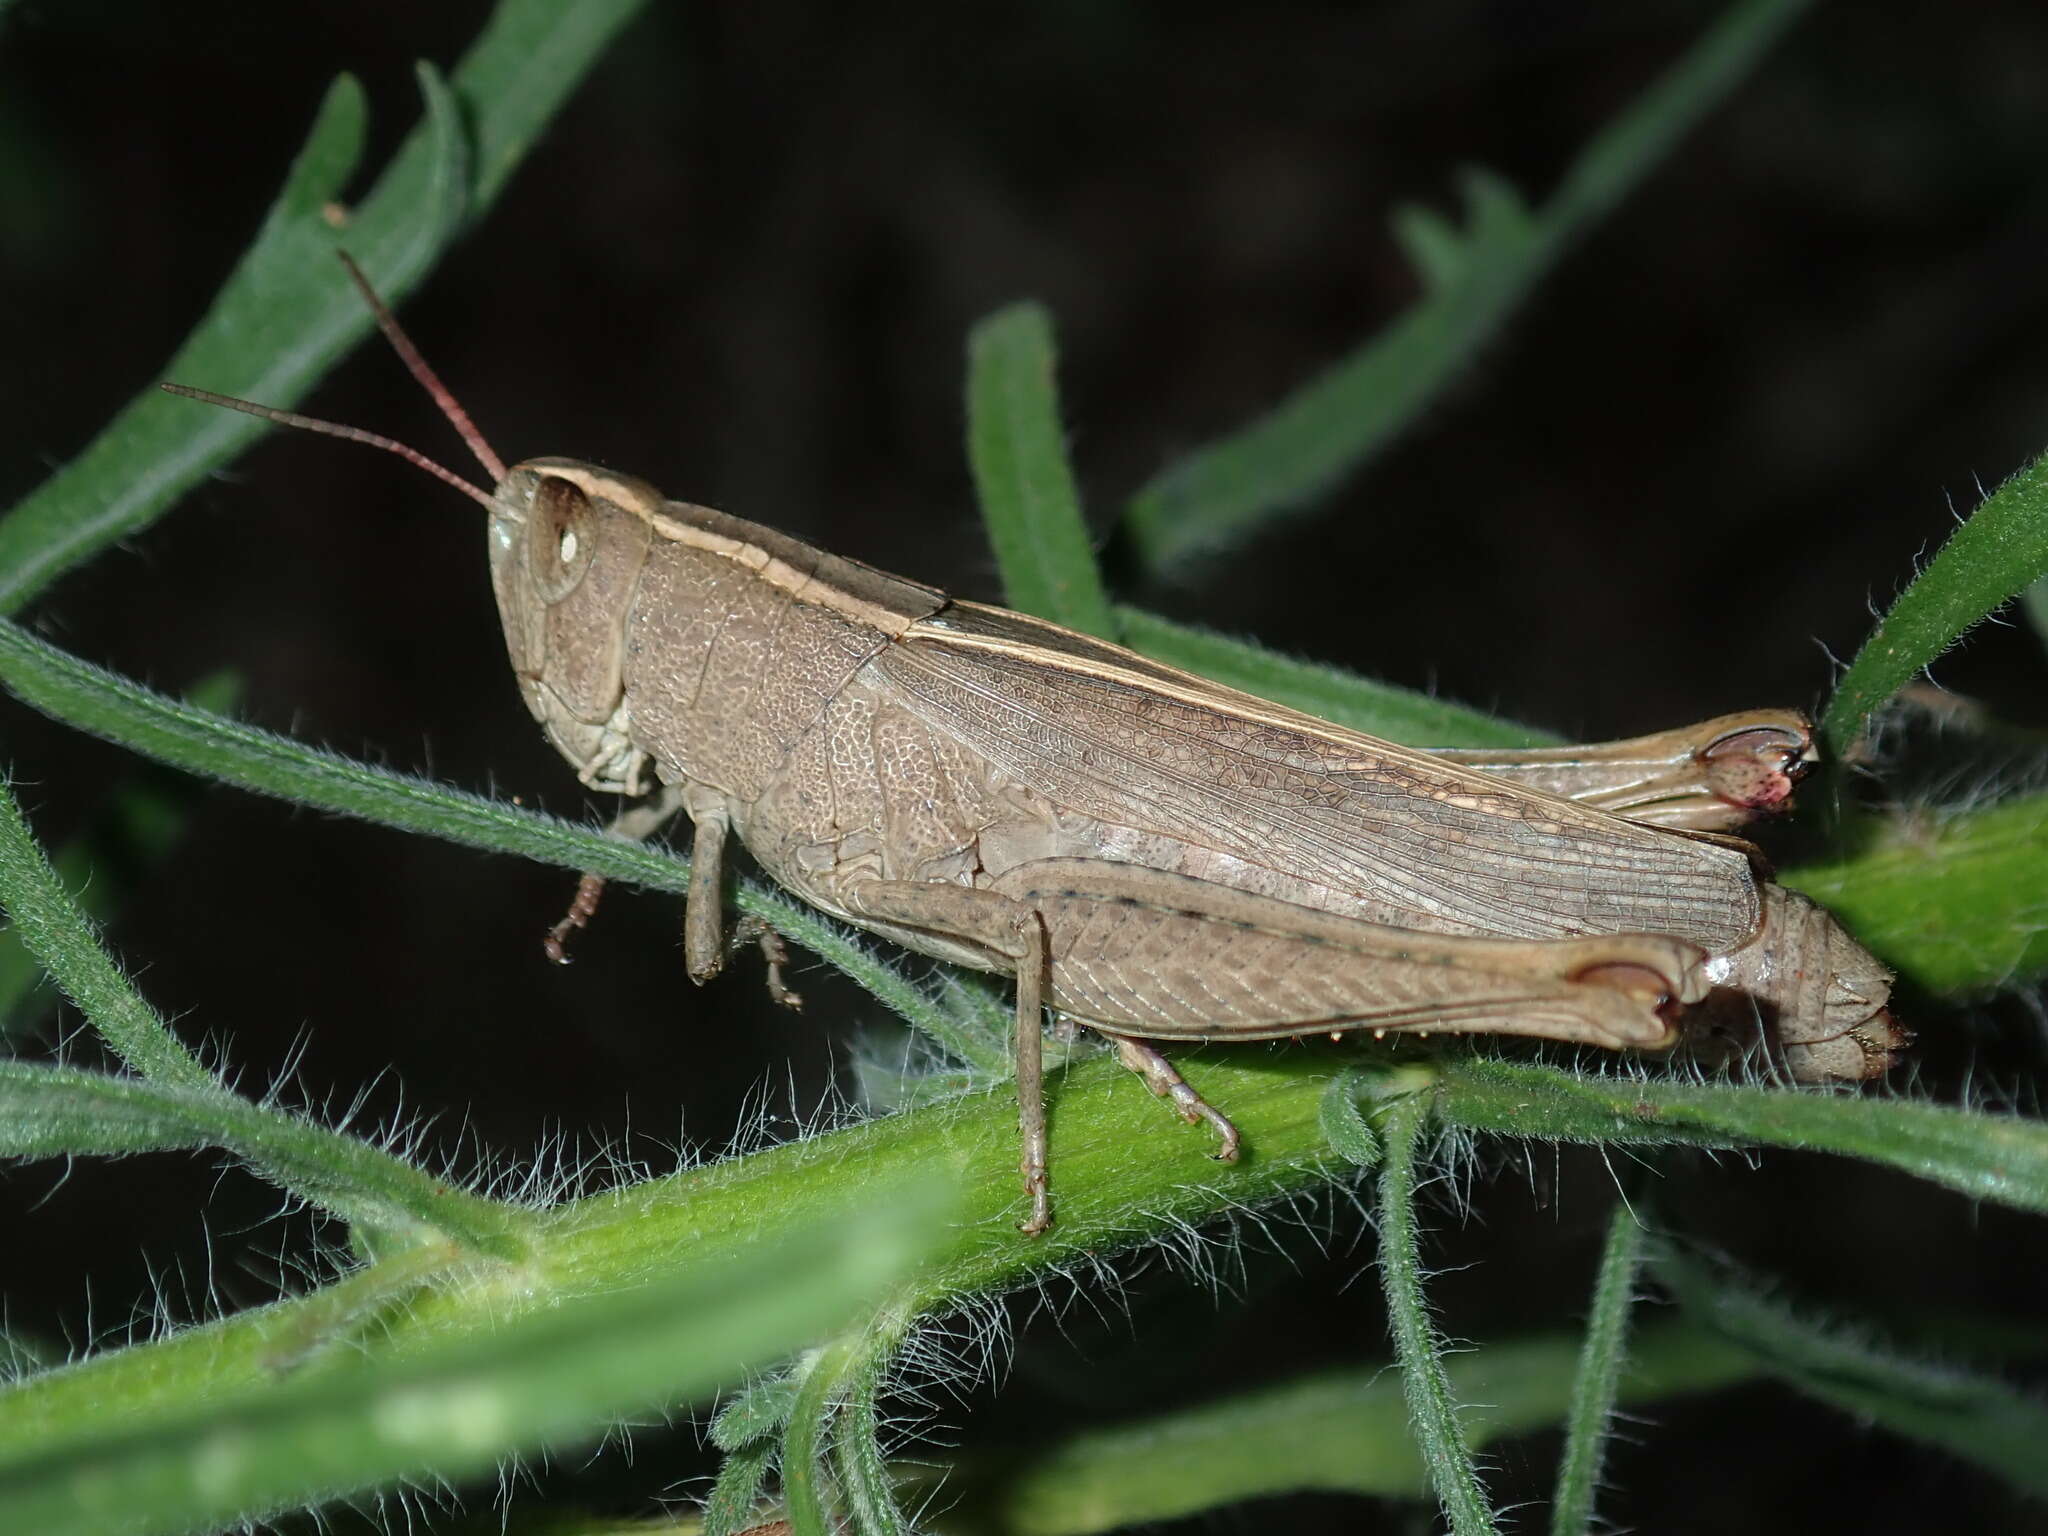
[0,677,234,1039]
[0,1178,948,1536]
[784,1334,851,1536]
[967,303,1117,639]
[0,777,214,1092]
[1377,1091,1497,1535]
[1789,795,2048,995]
[0,0,648,615]
[1657,1244,2048,1498]
[711,1369,802,1453]
[0,1059,531,1258]
[1548,1201,1647,1536]
[1122,0,1814,573]
[1317,1070,1383,1169]
[1437,1056,2048,1217]
[1116,606,1556,747]
[830,1310,914,1536]
[1823,444,2048,754]
[923,1321,1755,1534]
[703,1439,781,1536]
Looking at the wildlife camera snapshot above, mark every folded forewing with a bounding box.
[882,605,1760,950]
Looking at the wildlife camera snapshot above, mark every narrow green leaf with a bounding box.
[0,1060,530,1260]
[703,1439,781,1536]
[967,303,1117,638]
[0,0,648,614]
[1657,1244,2048,1498]
[0,778,214,1092]
[1548,1201,1647,1536]
[1823,445,2048,753]
[1115,605,1555,747]
[1123,0,1814,572]
[0,771,207,1039]
[712,1370,802,1453]
[1437,1056,2048,1217]
[784,1334,853,1536]
[0,1179,947,1536]
[833,1309,915,1536]
[921,1321,1755,1534]
[0,616,1009,1078]
[1378,1091,1498,1536]
[1318,1071,1383,1169]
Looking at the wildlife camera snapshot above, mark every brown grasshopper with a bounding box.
[168,259,1902,1234]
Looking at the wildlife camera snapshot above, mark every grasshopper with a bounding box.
[168,259,1902,1234]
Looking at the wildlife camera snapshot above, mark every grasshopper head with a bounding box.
[488,459,656,789]
[162,257,660,798]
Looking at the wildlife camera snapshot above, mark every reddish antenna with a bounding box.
[157,384,496,512]
[332,250,506,483]
[159,249,506,510]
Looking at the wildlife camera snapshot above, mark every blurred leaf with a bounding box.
[925,1321,1753,1535]
[1658,1244,2048,1498]
[1123,0,1815,573]
[1792,795,2048,995]
[2024,574,2048,655]
[0,1179,948,1536]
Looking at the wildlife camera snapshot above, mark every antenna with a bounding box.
[333,251,506,483]
[158,384,496,512]
[160,249,507,509]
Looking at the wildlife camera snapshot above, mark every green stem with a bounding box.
[1548,1199,1648,1536]
[1377,1091,1497,1536]
[0,779,212,1092]
[833,1306,916,1536]
[783,1341,850,1536]
[0,1061,531,1260]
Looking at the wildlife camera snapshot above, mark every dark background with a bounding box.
[3,3,2047,1532]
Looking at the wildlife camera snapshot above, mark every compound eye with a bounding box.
[527,474,596,602]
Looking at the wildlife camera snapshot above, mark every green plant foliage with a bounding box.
[968,304,1117,640]
[1547,1202,1648,1536]
[1654,1244,2048,1498]
[1120,0,1817,573]
[1823,446,2048,755]
[0,1180,948,1536]
[921,1321,1756,1535]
